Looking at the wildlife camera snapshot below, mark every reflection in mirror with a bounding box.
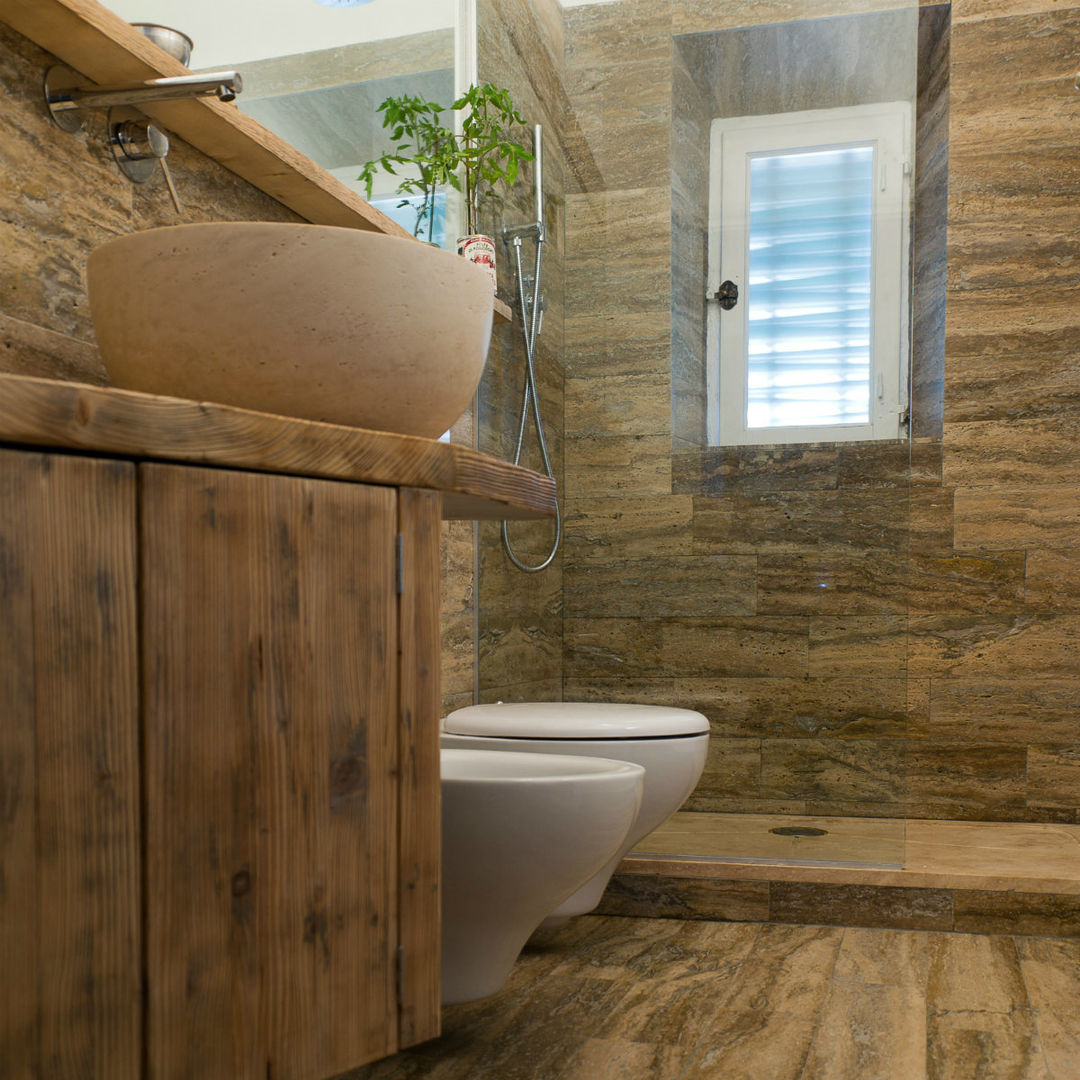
[107,0,459,241]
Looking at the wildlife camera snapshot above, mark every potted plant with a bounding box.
[358,94,457,245]
[359,83,532,287]
[450,83,533,288]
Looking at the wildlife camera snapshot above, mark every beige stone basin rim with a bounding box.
[86,222,495,439]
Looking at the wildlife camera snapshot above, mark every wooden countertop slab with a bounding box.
[0,374,556,520]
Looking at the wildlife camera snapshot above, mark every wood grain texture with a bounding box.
[0,374,556,521]
[140,463,399,1079]
[0,450,140,1078]
[396,489,443,1049]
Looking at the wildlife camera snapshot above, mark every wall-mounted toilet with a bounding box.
[441,702,709,923]
[441,747,644,1004]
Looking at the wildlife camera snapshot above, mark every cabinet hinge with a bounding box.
[395,533,404,595]
[395,944,406,1007]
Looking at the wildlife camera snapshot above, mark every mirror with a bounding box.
[105,0,471,240]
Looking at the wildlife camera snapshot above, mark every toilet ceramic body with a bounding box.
[441,747,644,1004]
[441,703,709,921]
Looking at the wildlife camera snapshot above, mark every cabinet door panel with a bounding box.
[0,450,140,1079]
[140,464,398,1080]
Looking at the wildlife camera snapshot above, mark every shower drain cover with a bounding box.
[769,826,828,838]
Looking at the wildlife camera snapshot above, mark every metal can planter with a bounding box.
[457,234,497,291]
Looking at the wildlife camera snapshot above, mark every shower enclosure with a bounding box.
[473,0,959,872]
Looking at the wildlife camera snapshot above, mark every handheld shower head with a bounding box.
[533,124,545,241]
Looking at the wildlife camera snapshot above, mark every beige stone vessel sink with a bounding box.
[86,223,494,438]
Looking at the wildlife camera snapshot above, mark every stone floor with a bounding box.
[633,814,1080,890]
[347,915,1080,1080]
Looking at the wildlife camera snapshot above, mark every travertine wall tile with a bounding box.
[943,418,1080,488]
[564,373,671,439]
[689,737,764,805]
[564,555,756,618]
[908,614,1080,678]
[670,676,914,739]
[953,0,1080,20]
[909,487,956,553]
[564,0,673,190]
[565,189,671,317]
[564,434,672,497]
[692,491,913,555]
[944,323,1080,424]
[1026,548,1080,612]
[954,890,1080,936]
[953,487,1080,551]
[675,446,840,495]
[808,617,908,678]
[596,875,771,922]
[479,617,563,688]
[564,312,671,377]
[563,496,695,560]
[928,678,1080,744]
[760,740,907,805]
[0,311,106,385]
[672,0,935,36]
[771,883,953,931]
[564,617,808,679]
[758,554,909,616]
[906,742,1028,818]
[1026,745,1080,812]
[907,551,1026,613]
[477,679,563,703]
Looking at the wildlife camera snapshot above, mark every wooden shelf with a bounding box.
[0,374,556,520]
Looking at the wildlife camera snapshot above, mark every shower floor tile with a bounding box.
[629,811,1080,894]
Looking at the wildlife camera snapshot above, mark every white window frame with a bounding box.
[706,102,913,446]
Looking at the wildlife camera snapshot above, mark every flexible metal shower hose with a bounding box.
[501,232,562,573]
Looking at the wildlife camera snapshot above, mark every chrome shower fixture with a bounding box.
[500,123,562,573]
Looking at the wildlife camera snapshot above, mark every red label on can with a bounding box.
[457,234,497,291]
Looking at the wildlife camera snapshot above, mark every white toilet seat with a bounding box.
[444,701,709,740]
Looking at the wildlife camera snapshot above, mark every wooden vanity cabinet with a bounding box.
[0,450,441,1078]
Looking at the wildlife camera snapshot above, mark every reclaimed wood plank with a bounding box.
[140,464,399,1078]
[0,450,141,1079]
[0,373,555,521]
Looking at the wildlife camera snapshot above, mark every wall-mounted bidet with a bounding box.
[442,703,709,924]
[441,747,643,1004]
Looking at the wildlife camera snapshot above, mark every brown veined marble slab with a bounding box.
[0,373,556,521]
[348,917,1078,1080]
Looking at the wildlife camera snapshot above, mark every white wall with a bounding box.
[107,0,454,66]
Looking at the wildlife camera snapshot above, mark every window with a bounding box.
[706,102,912,446]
